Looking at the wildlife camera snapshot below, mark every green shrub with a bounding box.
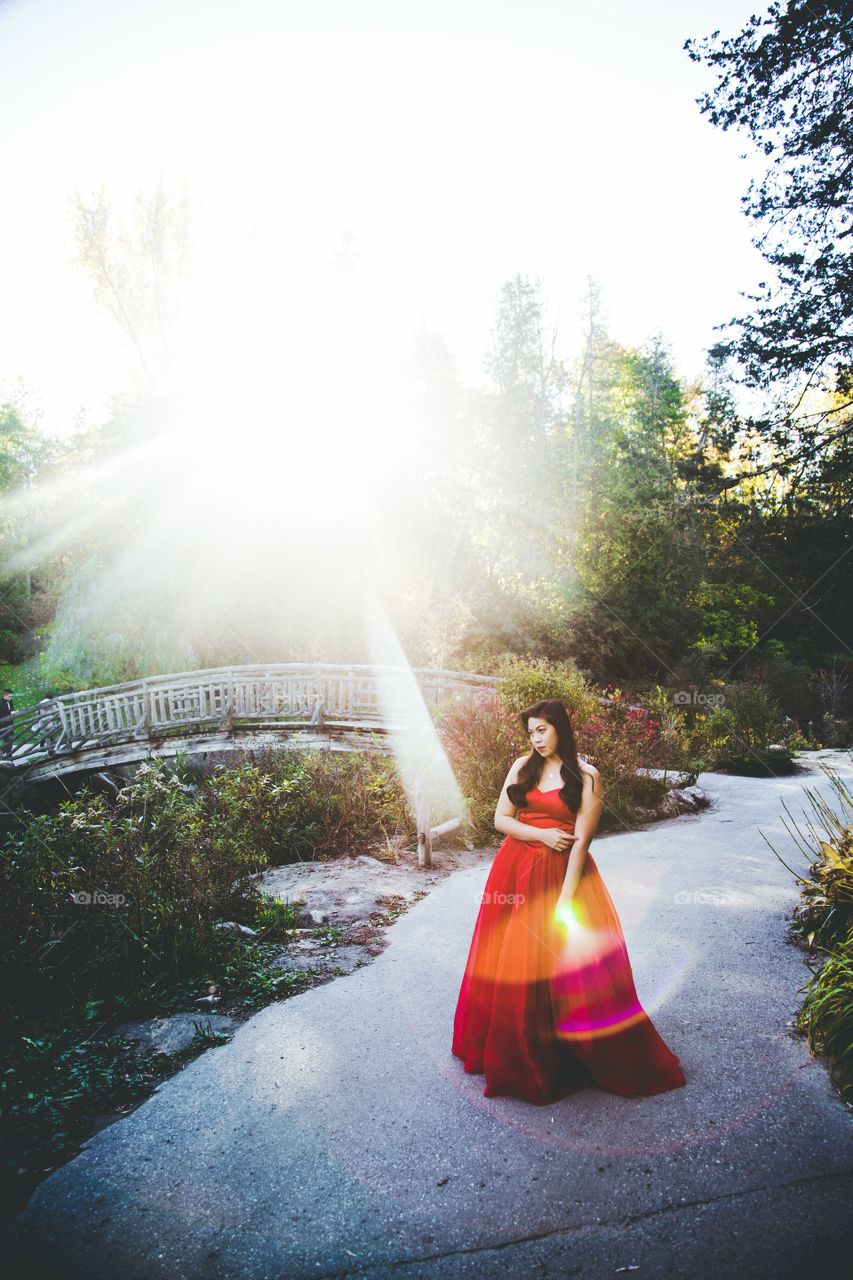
[0,630,29,665]
[794,837,853,951]
[0,764,269,1014]
[748,641,823,725]
[493,653,600,731]
[796,930,853,1104]
[707,680,792,772]
[786,728,812,753]
[254,891,305,941]
[722,680,786,750]
[0,748,412,1018]
[767,760,853,1102]
[821,715,852,748]
[202,743,412,859]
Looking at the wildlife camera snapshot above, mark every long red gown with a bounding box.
[452,785,686,1104]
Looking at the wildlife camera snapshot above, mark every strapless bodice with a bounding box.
[517,786,577,831]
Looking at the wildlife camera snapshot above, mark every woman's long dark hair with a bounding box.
[506,698,583,813]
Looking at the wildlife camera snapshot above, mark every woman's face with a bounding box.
[527,716,558,758]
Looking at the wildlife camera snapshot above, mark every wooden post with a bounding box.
[220,671,235,735]
[55,701,69,751]
[415,775,432,869]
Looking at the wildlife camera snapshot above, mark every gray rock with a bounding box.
[658,786,708,817]
[659,790,683,818]
[261,858,422,931]
[113,1012,240,1056]
[213,921,258,938]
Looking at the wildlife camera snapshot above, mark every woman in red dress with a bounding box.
[452,698,686,1105]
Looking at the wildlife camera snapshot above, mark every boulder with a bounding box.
[657,786,708,817]
[213,921,258,938]
[113,1012,240,1056]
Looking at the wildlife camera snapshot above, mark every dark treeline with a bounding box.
[1,269,849,721]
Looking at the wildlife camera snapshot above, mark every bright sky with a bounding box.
[0,0,767,437]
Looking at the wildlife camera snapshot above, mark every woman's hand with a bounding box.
[555,884,577,926]
[541,827,576,853]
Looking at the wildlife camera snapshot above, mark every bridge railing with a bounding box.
[0,663,501,766]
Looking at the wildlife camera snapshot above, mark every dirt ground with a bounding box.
[259,841,494,976]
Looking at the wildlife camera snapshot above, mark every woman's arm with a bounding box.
[561,764,604,897]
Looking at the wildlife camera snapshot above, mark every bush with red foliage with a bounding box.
[437,686,521,845]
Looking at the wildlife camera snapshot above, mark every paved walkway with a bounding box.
[4,753,853,1278]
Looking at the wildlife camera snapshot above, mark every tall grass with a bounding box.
[764,756,853,1102]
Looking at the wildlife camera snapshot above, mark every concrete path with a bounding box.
[4,753,853,1279]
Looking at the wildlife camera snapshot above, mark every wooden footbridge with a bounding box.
[0,663,500,863]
